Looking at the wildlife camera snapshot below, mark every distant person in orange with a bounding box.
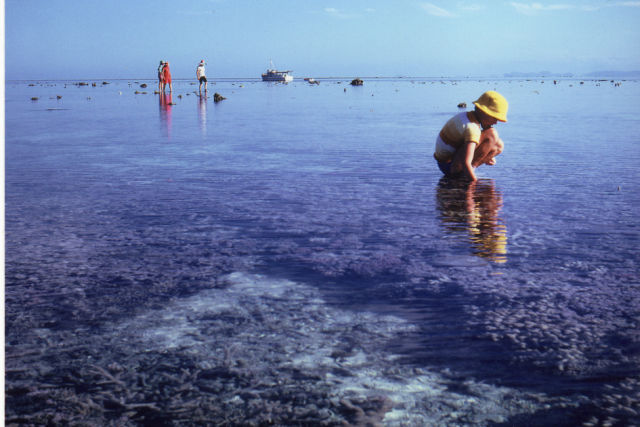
[434,91,508,181]
[162,61,173,93]
[157,60,165,92]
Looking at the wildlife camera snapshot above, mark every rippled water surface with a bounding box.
[5,78,640,425]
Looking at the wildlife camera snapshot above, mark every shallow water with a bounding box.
[5,77,640,425]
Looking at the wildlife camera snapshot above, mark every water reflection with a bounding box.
[159,93,173,138]
[197,93,207,137]
[436,178,507,263]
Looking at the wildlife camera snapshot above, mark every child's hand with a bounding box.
[486,158,496,166]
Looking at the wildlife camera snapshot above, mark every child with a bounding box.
[434,91,508,181]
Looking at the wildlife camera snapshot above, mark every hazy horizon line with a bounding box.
[7,70,640,83]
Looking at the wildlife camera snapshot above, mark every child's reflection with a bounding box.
[159,93,173,138]
[436,178,507,263]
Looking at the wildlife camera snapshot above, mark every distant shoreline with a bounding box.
[7,73,640,83]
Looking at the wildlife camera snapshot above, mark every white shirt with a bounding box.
[197,65,206,79]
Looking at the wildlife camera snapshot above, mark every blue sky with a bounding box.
[5,0,640,80]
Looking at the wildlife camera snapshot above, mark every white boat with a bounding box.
[261,60,293,82]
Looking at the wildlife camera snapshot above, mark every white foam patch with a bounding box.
[117,271,565,424]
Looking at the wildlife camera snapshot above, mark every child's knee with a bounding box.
[482,130,503,154]
[481,127,498,141]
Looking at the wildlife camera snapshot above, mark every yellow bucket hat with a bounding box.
[473,91,508,122]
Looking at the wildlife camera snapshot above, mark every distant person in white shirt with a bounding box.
[157,60,165,92]
[196,60,207,93]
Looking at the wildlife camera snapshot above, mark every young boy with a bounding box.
[434,91,508,181]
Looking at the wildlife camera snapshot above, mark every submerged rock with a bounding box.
[214,93,226,103]
[140,83,148,88]
[350,78,364,86]
[457,102,467,108]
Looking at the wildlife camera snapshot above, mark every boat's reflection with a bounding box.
[436,178,507,263]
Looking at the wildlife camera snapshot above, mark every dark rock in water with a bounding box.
[102,81,110,85]
[56,95,62,100]
[30,97,38,101]
[140,84,148,88]
[457,102,467,108]
[214,93,226,102]
[350,78,364,86]
[92,83,97,87]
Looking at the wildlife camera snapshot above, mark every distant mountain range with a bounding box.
[503,70,640,79]
[582,70,640,79]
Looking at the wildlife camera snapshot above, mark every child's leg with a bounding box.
[472,128,503,167]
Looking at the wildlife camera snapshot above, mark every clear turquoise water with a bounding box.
[5,78,640,425]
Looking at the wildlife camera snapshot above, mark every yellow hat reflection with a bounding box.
[470,223,507,264]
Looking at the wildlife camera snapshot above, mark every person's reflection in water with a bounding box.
[436,177,507,263]
[197,93,207,137]
[159,92,173,138]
